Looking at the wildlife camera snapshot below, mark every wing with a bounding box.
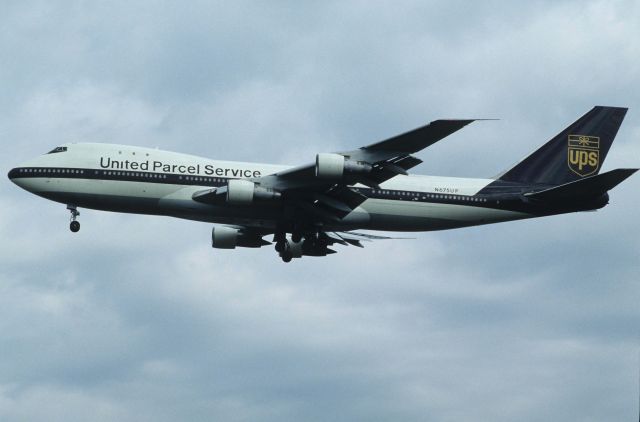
[257,119,476,191]
[194,118,476,224]
[342,118,476,162]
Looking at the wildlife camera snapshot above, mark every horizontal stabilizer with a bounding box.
[524,168,638,201]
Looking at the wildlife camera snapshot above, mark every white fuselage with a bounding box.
[10,143,532,231]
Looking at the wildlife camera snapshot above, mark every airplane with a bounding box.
[8,106,638,262]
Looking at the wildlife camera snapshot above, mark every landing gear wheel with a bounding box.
[273,229,287,253]
[67,205,81,233]
[278,240,293,263]
[70,220,80,232]
[291,232,302,243]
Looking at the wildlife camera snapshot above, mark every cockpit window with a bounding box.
[47,146,68,154]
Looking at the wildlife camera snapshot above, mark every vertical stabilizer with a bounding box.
[499,106,627,185]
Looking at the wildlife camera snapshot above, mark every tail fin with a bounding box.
[499,106,627,185]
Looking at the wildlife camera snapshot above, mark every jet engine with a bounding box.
[211,226,270,249]
[278,235,339,262]
[211,226,239,249]
[315,153,373,179]
[226,179,281,205]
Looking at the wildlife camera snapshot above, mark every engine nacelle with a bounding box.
[315,153,373,179]
[212,226,270,249]
[316,153,345,178]
[211,226,239,249]
[226,179,281,205]
[227,179,255,204]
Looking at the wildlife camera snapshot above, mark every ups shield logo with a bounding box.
[568,135,599,177]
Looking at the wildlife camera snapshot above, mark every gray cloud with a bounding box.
[1,1,639,421]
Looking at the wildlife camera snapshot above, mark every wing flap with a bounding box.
[322,231,410,250]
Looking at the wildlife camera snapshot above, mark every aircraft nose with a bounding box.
[8,167,21,183]
[8,165,33,190]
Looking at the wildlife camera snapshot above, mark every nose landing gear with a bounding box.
[67,205,80,232]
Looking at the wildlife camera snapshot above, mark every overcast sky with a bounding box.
[1,1,639,421]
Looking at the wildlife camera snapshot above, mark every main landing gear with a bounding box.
[274,232,293,263]
[67,205,80,232]
[274,230,316,263]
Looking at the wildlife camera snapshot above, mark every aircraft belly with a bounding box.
[361,198,530,231]
[17,178,531,231]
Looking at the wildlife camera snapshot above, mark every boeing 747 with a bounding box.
[8,106,637,262]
